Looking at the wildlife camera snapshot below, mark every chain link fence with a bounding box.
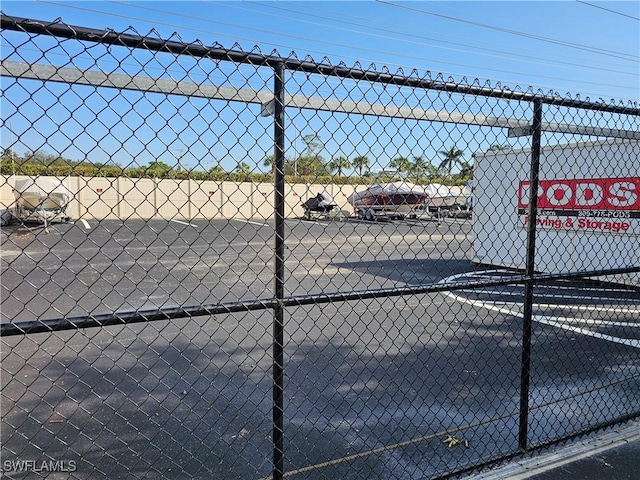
[1,14,640,480]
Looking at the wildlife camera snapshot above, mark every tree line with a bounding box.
[1,139,479,185]
[262,135,475,184]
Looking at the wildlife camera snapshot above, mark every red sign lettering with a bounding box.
[518,177,640,211]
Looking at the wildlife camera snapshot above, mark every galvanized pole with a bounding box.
[519,97,543,451]
[272,60,286,480]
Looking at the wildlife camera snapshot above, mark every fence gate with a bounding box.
[2,14,640,480]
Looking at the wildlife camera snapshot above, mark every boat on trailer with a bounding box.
[347,181,429,220]
[13,177,72,227]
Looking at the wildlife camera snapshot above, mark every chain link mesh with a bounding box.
[1,15,639,480]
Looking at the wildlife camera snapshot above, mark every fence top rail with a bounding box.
[2,59,638,138]
[2,13,639,116]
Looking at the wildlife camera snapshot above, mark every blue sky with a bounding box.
[1,1,639,173]
[4,1,637,100]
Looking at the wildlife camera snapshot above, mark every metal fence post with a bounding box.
[518,97,543,451]
[272,60,286,480]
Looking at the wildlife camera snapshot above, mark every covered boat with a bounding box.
[347,181,428,220]
[13,177,72,225]
[423,183,470,209]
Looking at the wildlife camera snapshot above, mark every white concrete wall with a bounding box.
[1,175,361,220]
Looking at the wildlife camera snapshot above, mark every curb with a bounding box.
[464,421,640,480]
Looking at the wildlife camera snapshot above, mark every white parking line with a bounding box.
[234,219,271,227]
[169,219,198,227]
[439,270,640,349]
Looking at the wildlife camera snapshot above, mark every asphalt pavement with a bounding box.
[2,217,639,479]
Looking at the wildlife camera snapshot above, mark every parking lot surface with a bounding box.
[2,217,639,479]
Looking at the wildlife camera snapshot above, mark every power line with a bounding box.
[376,0,639,62]
[245,0,637,74]
[106,0,639,88]
[576,1,640,21]
[235,0,637,83]
[28,0,639,99]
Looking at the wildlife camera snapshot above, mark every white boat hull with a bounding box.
[13,177,71,223]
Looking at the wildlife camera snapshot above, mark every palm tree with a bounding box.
[438,146,465,178]
[289,155,329,176]
[389,156,412,174]
[302,134,323,157]
[327,156,351,177]
[352,155,370,177]
[235,162,251,174]
[411,155,430,182]
[263,154,275,173]
[458,160,474,178]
